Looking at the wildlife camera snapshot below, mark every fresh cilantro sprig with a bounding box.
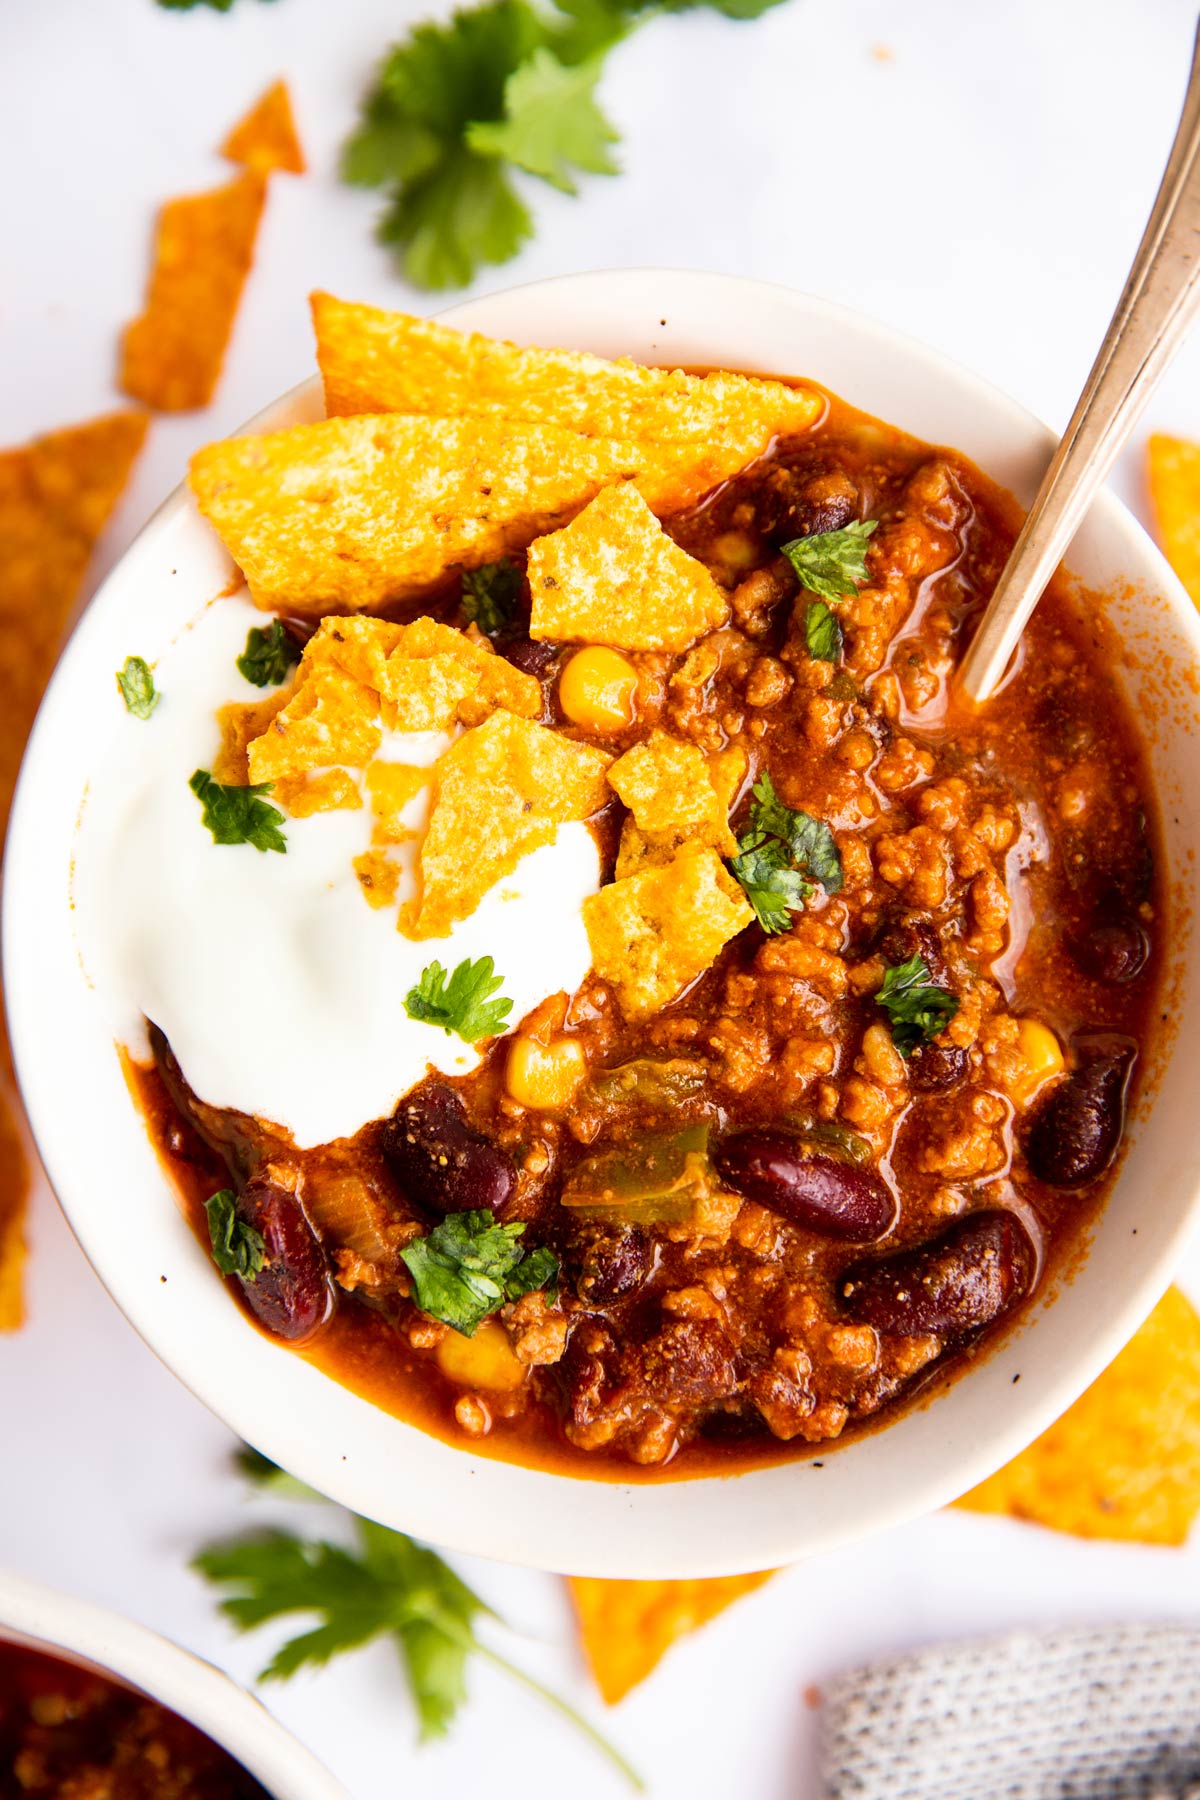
[404,956,513,1042]
[190,769,287,854]
[155,0,280,10]
[461,560,523,635]
[205,1190,265,1281]
[237,621,300,688]
[402,1209,558,1336]
[195,1453,640,1784]
[343,0,788,291]
[804,598,843,663]
[116,656,160,719]
[729,771,843,934]
[782,520,878,605]
[875,953,959,1055]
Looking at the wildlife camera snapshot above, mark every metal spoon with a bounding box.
[958,18,1200,705]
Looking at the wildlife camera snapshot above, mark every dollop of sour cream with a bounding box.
[75,595,601,1148]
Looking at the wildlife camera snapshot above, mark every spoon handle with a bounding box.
[958,20,1200,705]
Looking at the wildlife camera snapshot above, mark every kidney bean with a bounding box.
[876,916,950,985]
[560,1221,653,1306]
[237,1175,331,1342]
[1024,1038,1135,1188]
[906,1041,969,1093]
[1069,915,1149,985]
[382,1081,515,1217]
[500,635,559,678]
[757,459,860,544]
[714,1133,896,1241]
[839,1209,1034,1337]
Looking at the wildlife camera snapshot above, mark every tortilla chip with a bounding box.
[214,692,289,784]
[311,293,822,453]
[367,760,429,843]
[248,658,381,781]
[415,711,610,937]
[0,408,147,1329]
[569,1572,776,1704]
[615,742,744,876]
[221,79,306,176]
[956,1286,1200,1545]
[120,171,265,412]
[584,841,753,1022]
[354,848,402,909]
[528,483,729,652]
[1148,434,1200,607]
[609,730,734,843]
[273,770,361,817]
[190,413,751,615]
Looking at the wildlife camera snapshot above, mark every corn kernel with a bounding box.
[558,646,637,732]
[436,1318,526,1392]
[1013,1017,1065,1103]
[506,1034,587,1112]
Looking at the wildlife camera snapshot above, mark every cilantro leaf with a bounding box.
[404,957,513,1043]
[461,560,522,635]
[804,599,843,663]
[468,49,619,194]
[237,621,300,688]
[195,1491,640,1783]
[875,953,960,1055]
[401,1209,557,1335]
[377,146,534,292]
[190,769,287,854]
[116,656,160,719]
[205,1190,265,1281]
[782,520,878,604]
[728,772,842,932]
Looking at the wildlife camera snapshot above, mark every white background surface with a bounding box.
[3,0,1200,1795]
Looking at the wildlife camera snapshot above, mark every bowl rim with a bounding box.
[6,267,1200,1577]
[0,1569,347,1797]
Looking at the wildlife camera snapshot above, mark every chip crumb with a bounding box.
[569,1571,776,1704]
[120,170,266,412]
[584,841,753,1021]
[528,483,730,652]
[354,848,402,909]
[221,78,306,176]
[955,1286,1200,1545]
[415,711,611,937]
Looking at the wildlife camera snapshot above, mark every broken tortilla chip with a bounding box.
[609,730,735,845]
[120,170,265,412]
[1148,434,1200,607]
[615,743,744,876]
[248,657,381,782]
[221,79,306,176]
[354,848,402,910]
[956,1286,1200,1545]
[189,414,753,615]
[415,711,610,937]
[569,1572,776,1704]
[528,483,729,652]
[0,407,147,1328]
[584,841,753,1022]
[311,293,822,454]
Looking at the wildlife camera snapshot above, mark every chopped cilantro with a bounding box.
[729,771,843,933]
[875,953,960,1054]
[116,656,160,719]
[343,0,789,291]
[194,1454,641,1784]
[401,1210,558,1336]
[804,598,843,663]
[190,769,287,854]
[237,621,300,688]
[461,559,522,635]
[204,1190,265,1281]
[782,520,878,604]
[404,956,513,1043]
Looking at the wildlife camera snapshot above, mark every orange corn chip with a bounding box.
[190,414,753,615]
[956,1286,1200,1545]
[120,170,266,412]
[221,79,306,176]
[353,849,402,910]
[569,1572,775,1704]
[0,408,147,1327]
[1148,433,1200,606]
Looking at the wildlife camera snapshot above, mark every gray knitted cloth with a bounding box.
[821,1624,1200,1800]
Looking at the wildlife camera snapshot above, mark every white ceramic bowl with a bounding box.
[0,1570,345,1797]
[7,270,1200,1578]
